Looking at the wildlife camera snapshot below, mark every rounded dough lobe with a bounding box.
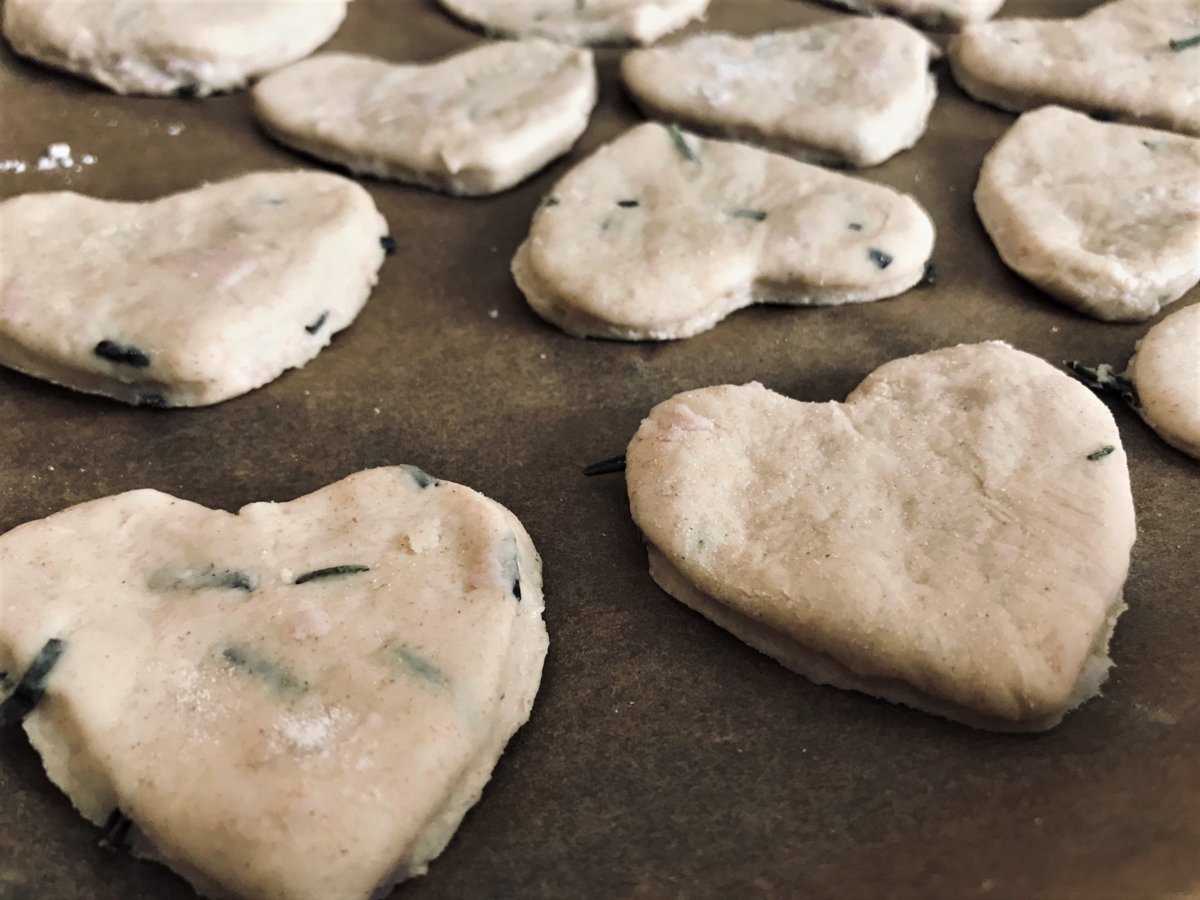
[436,0,708,45]
[0,171,388,407]
[949,0,1200,136]
[975,106,1200,322]
[1128,303,1200,458]
[512,123,936,340]
[621,19,939,168]
[254,42,596,196]
[626,342,1136,731]
[813,0,1004,32]
[2,0,347,96]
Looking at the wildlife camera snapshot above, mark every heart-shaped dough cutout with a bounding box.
[621,19,938,168]
[0,170,388,407]
[512,123,935,339]
[950,0,1200,136]
[2,0,347,96]
[626,342,1135,731]
[975,106,1200,322]
[0,466,547,899]
[436,0,708,46]
[1128,303,1200,457]
[253,42,596,196]
[814,0,1004,32]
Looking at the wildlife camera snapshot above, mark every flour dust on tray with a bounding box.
[813,0,1004,32]
[254,41,597,196]
[435,0,708,46]
[0,466,548,900]
[0,170,389,407]
[2,0,348,96]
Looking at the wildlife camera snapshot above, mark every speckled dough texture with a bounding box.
[1,0,347,96]
[626,342,1136,731]
[0,466,548,900]
[949,0,1200,136]
[0,170,387,407]
[621,19,938,168]
[512,122,935,340]
[974,106,1200,322]
[435,0,709,45]
[253,42,596,196]
[814,0,1005,31]
[1128,303,1200,458]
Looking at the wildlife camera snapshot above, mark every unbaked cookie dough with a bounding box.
[621,19,938,168]
[814,0,1005,32]
[0,170,388,407]
[0,466,548,900]
[254,41,596,195]
[436,0,709,46]
[2,0,347,96]
[1128,304,1200,457]
[512,122,936,340]
[950,0,1200,136]
[975,106,1200,322]
[626,342,1135,731]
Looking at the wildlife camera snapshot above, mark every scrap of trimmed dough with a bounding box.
[0,171,388,407]
[814,0,1005,32]
[622,19,939,168]
[253,41,596,196]
[975,106,1200,322]
[435,0,708,46]
[511,122,936,340]
[0,466,547,900]
[626,342,1136,731]
[1127,303,1200,457]
[949,0,1200,136]
[1,0,347,96]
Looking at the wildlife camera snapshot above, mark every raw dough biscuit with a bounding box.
[436,0,708,46]
[253,41,596,196]
[975,106,1200,322]
[2,0,347,96]
[0,466,548,900]
[815,0,1005,32]
[512,122,936,340]
[625,342,1136,731]
[0,171,387,407]
[949,0,1200,136]
[1127,303,1200,458]
[621,19,938,168]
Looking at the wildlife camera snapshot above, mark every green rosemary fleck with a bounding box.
[731,208,768,221]
[1087,446,1115,461]
[1064,361,1141,409]
[294,565,370,585]
[1169,34,1200,51]
[666,124,698,163]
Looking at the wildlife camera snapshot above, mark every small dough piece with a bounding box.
[253,42,596,196]
[2,0,347,96]
[512,122,936,340]
[949,0,1200,136]
[1127,303,1200,457]
[621,20,938,168]
[0,171,387,407]
[814,0,1004,32]
[975,106,1200,322]
[436,0,708,46]
[0,466,548,900]
[626,342,1136,731]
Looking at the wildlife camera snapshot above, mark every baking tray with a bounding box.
[1,1,1197,897]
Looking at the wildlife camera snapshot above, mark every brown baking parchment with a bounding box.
[0,2,1197,898]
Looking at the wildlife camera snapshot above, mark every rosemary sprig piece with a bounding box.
[380,235,396,255]
[868,248,893,270]
[0,638,66,726]
[95,340,150,368]
[1169,33,1200,51]
[666,124,698,163]
[1087,445,1116,461]
[1064,361,1141,408]
[294,564,370,584]
[221,646,307,693]
[99,809,133,851]
[305,311,328,335]
[583,454,626,476]
[731,208,768,221]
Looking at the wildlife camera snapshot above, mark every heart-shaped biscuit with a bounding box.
[0,170,388,407]
[436,0,708,46]
[950,0,1200,136]
[0,466,547,899]
[512,123,935,339]
[975,106,1200,322]
[626,342,1135,731]
[621,19,939,168]
[814,0,1004,32]
[2,0,347,96]
[254,42,596,196]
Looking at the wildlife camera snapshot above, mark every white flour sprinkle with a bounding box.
[27,143,99,173]
[274,706,348,755]
[166,122,185,136]
[0,159,27,174]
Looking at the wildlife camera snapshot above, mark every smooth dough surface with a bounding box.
[1128,303,1200,457]
[626,342,1136,731]
[436,0,708,45]
[949,0,1200,136]
[254,42,596,196]
[513,123,935,340]
[0,466,548,900]
[621,19,938,168]
[0,170,387,407]
[975,106,1200,322]
[2,0,347,96]
[814,0,1005,31]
